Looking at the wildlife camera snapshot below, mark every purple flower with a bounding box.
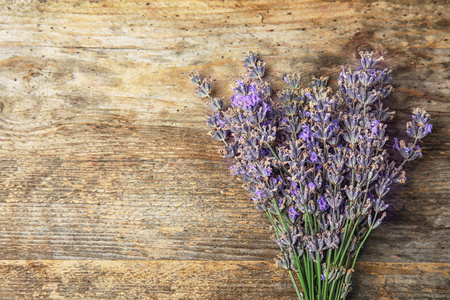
[328,121,340,133]
[415,145,423,157]
[318,196,328,211]
[393,138,400,150]
[371,120,379,135]
[271,177,278,185]
[425,123,433,134]
[310,152,318,163]
[230,84,262,110]
[218,119,226,128]
[308,182,315,191]
[255,189,263,198]
[289,207,300,220]
[278,198,283,208]
[412,108,431,126]
[264,168,272,177]
[298,124,312,141]
[321,274,325,281]
[291,188,300,196]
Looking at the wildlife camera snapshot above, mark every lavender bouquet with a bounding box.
[190,52,432,299]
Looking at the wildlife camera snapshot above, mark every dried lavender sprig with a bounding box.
[191,58,311,298]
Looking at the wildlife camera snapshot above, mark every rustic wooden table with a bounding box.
[0,1,448,299]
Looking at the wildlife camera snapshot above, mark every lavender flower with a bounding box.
[310,152,319,163]
[230,83,262,111]
[191,51,432,300]
[289,207,300,222]
[298,124,312,140]
[318,196,329,211]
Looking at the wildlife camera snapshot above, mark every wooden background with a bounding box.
[0,0,448,299]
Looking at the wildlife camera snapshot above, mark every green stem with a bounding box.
[266,211,307,299]
[306,252,314,300]
[290,270,304,300]
[328,280,337,300]
[301,253,311,300]
[322,249,332,299]
[351,212,377,270]
[332,252,351,300]
[296,252,310,300]
[304,210,315,235]
[351,229,372,270]
[272,198,289,233]
[337,218,360,266]
[313,212,318,234]
[269,204,310,299]
[316,258,322,298]
[332,218,350,264]
[266,211,281,239]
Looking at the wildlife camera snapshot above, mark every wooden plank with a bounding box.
[350,262,450,300]
[0,260,448,300]
[0,0,448,298]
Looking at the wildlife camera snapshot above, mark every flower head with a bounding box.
[318,196,328,211]
[289,207,300,221]
[299,124,312,140]
[230,84,263,111]
[371,120,380,135]
[310,152,319,163]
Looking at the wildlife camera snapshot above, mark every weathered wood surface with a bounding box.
[0,261,447,299]
[0,0,448,299]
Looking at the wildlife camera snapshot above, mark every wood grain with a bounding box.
[0,261,448,299]
[0,0,449,299]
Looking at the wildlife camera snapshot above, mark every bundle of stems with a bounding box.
[190,51,431,299]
